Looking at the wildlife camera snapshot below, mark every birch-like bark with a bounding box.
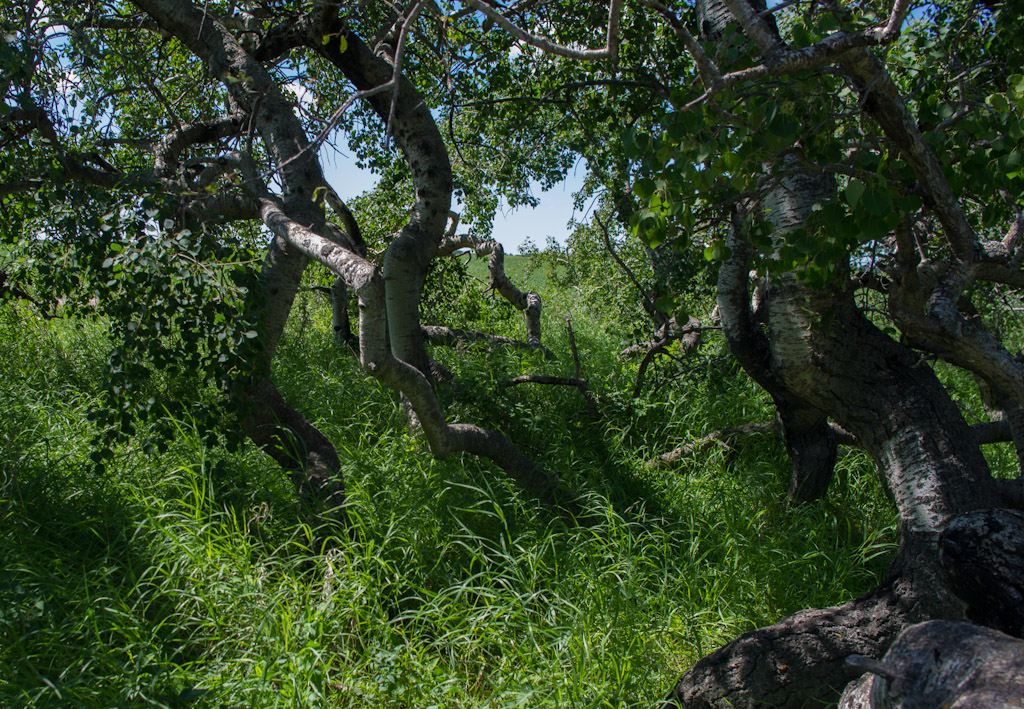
[132,0,348,507]
[439,230,545,346]
[313,25,451,379]
[664,2,1004,705]
[134,5,566,504]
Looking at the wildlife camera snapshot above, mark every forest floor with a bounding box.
[0,261,902,707]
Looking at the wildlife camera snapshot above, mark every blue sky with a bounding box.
[321,152,584,254]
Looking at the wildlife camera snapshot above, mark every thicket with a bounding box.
[1,249,912,708]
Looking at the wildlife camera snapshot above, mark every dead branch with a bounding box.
[505,374,599,417]
[630,316,705,399]
[649,416,1020,470]
[422,324,555,359]
[502,317,599,417]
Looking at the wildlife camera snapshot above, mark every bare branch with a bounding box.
[153,113,246,177]
[566,315,582,379]
[422,324,555,359]
[440,229,545,347]
[637,0,720,83]
[873,0,912,44]
[505,374,599,417]
[462,0,623,62]
[647,420,859,469]
[276,80,396,175]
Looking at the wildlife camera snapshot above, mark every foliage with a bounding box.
[624,0,1023,290]
[3,0,1024,705]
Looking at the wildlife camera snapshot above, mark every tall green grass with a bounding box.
[0,276,894,707]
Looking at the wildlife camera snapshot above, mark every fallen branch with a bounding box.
[439,220,544,346]
[629,316,706,399]
[502,317,599,417]
[650,416,1022,470]
[648,420,859,469]
[505,375,599,417]
[422,324,555,359]
[648,421,777,468]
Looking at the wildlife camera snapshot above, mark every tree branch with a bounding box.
[462,0,623,62]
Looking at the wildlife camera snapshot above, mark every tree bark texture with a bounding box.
[239,376,345,511]
[664,2,1004,701]
[716,214,838,504]
[939,508,1024,638]
[440,232,545,347]
[131,2,562,510]
[667,253,1001,708]
[839,621,1024,708]
[132,0,351,508]
[313,22,452,379]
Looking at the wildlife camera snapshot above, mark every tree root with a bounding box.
[662,566,934,708]
[840,621,1024,708]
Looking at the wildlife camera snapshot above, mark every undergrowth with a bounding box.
[0,280,895,708]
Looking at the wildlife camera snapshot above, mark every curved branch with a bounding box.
[440,226,545,347]
[462,0,623,62]
[229,150,568,504]
[313,20,452,376]
[153,113,246,177]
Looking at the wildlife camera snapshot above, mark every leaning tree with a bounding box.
[617,0,1024,704]
[1,0,576,512]
[4,0,1024,705]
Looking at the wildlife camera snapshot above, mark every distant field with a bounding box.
[464,252,552,291]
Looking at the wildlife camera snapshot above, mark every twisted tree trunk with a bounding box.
[665,269,1000,707]
[664,2,1010,701]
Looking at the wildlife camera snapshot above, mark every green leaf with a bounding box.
[633,178,656,200]
[703,241,731,261]
[621,127,638,156]
[862,188,892,216]
[844,179,866,208]
[987,93,1010,114]
[321,33,347,52]
[654,295,676,313]
[899,195,923,213]
[1008,74,1024,103]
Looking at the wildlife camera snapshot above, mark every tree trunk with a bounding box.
[135,0,348,509]
[665,2,1006,705]
[777,401,837,504]
[839,621,1024,708]
[716,214,837,503]
[665,269,1000,707]
[239,375,345,511]
[330,275,356,349]
[939,508,1024,638]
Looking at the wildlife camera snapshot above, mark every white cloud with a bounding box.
[285,82,316,112]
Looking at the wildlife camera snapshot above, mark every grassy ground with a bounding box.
[0,267,897,708]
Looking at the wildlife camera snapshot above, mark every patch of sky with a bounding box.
[321,143,586,255]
